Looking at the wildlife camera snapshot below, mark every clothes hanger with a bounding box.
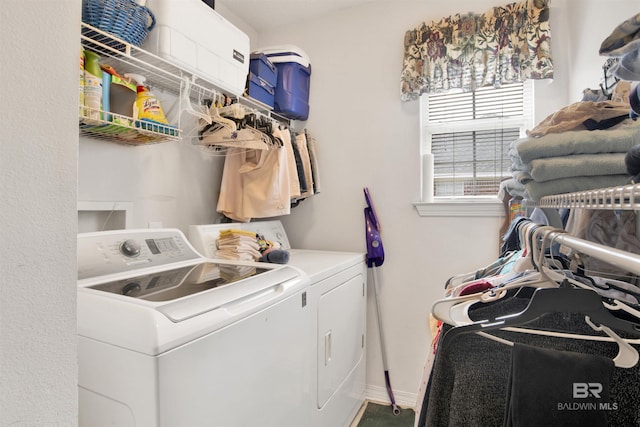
[448,226,640,351]
[436,226,564,321]
[242,112,284,148]
[441,286,640,368]
[443,250,523,293]
[179,76,213,124]
[432,222,555,326]
[440,224,635,328]
[435,219,640,367]
[198,126,271,150]
[197,101,273,150]
[199,104,281,150]
[198,96,236,136]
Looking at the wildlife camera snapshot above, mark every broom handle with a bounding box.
[372,266,401,415]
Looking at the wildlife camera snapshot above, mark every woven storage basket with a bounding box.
[82,0,155,46]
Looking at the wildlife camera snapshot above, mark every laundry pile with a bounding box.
[500,12,640,203]
[217,229,289,264]
[500,13,640,202]
[600,12,640,83]
[501,116,640,202]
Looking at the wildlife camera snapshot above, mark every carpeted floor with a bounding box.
[356,402,415,427]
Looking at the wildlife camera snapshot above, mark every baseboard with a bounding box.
[364,385,418,409]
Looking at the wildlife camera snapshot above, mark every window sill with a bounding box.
[413,197,506,217]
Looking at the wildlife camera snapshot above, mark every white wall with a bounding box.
[1,0,80,425]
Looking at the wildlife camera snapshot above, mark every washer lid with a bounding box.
[84,261,303,322]
[156,265,302,322]
[88,262,272,302]
[78,262,309,354]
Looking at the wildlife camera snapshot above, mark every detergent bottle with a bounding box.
[84,50,103,121]
[124,73,169,126]
[509,196,526,222]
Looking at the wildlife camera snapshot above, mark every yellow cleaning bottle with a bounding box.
[124,73,170,128]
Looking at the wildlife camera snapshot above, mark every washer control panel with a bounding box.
[78,229,201,280]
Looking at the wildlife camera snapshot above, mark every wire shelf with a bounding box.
[536,183,640,210]
[80,107,180,145]
[81,22,229,100]
[80,22,293,146]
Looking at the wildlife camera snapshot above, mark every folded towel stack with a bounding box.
[217,229,264,261]
[500,116,640,201]
[216,229,288,264]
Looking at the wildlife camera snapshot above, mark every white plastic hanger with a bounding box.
[586,316,638,368]
[472,319,639,369]
[197,99,278,150]
[434,225,563,326]
[179,76,213,124]
[433,221,640,367]
[445,224,632,325]
[442,287,640,368]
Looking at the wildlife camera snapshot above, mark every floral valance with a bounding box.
[400,0,554,101]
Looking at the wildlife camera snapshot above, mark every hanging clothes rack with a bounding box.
[417,181,640,427]
[192,96,289,152]
[540,229,640,276]
[417,220,640,426]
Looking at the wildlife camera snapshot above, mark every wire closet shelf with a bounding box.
[80,22,291,146]
[80,22,192,144]
[536,183,640,211]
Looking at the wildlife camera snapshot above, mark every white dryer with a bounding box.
[77,228,312,427]
[188,220,367,427]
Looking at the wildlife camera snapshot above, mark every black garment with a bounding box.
[504,343,613,427]
[418,297,640,427]
[583,115,629,131]
[289,130,307,193]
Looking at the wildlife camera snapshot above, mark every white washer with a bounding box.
[189,220,367,427]
[77,228,312,427]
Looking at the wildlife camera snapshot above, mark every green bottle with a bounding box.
[84,50,103,122]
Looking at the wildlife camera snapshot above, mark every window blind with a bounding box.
[421,82,533,197]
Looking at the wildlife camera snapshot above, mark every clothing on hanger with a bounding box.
[416,220,640,427]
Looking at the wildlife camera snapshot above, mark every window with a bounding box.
[421,81,534,198]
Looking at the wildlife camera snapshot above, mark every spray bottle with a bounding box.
[124,73,169,126]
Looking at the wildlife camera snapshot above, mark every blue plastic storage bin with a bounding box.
[247,72,275,108]
[249,53,278,88]
[261,46,311,121]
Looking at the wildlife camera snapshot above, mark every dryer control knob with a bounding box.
[120,239,141,257]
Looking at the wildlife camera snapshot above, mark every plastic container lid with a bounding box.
[268,54,310,68]
[257,45,310,68]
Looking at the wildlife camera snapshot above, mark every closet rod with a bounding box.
[544,229,640,276]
